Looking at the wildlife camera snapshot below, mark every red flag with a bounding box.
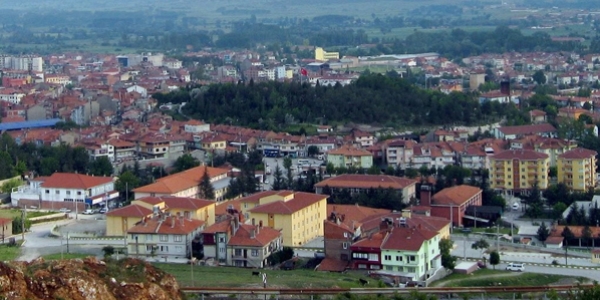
[300,68,308,76]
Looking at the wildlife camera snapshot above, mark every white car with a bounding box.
[512,203,520,210]
[83,209,94,215]
[59,208,71,213]
[506,263,525,272]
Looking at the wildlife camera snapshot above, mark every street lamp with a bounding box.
[190,257,197,287]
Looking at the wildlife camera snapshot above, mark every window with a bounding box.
[342,242,348,249]
[77,191,82,195]
[55,190,59,195]
[219,237,225,243]
[343,232,348,238]
[234,249,242,256]
[353,253,368,260]
[251,249,259,257]
[160,246,168,252]
[45,190,50,194]
[384,255,391,261]
[174,235,182,242]
[66,191,71,195]
[159,235,168,242]
[146,235,153,241]
[385,266,393,271]
[396,256,403,261]
[409,255,416,262]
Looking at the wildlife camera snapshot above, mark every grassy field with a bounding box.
[432,268,576,288]
[42,253,92,260]
[0,242,22,261]
[153,263,377,288]
[0,209,60,220]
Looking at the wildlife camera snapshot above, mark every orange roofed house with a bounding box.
[315,174,417,204]
[11,173,118,211]
[240,190,327,247]
[126,213,205,259]
[132,165,230,201]
[420,185,482,227]
[106,196,216,236]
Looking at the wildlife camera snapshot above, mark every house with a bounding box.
[489,149,550,192]
[132,166,230,201]
[11,173,118,212]
[420,185,482,227]
[106,196,216,236]
[227,221,283,268]
[245,190,327,247]
[350,231,386,270]
[327,145,373,169]
[529,110,547,124]
[350,129,375,147]
[380,225,441,282]
[184,120,210,133]
[494,123,557,140]
[0,218,12,239]
[359,210,451,240]
[557,148,597,191]
[126,214,205,259]
[315,174,417,203]
[592,249,600,263]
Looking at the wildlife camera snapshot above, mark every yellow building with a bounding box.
[489,149,550,192]
[315,47,339,61]
[557,148,597,191]
[106,196,216,236]
[244,190,327,247]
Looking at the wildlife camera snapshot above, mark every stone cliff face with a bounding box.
[0,257,183,300]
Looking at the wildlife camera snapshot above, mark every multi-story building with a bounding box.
[489,149,550,192]
[0,89,26,104]
[0,55,43,72]
[327,145,373,169]
[10,173,118,211]
[132,166,230,201]
[420,185,482,227]
[315,174,417,203]
[245,190,327,247]
[557,148,598,191]
[385,140,416,167]
[315,47,340,61]
[227,222,283,268]
[108,139,136,162]
[126,214,205,259]
[380,225,441,282]
[106,196,216,236]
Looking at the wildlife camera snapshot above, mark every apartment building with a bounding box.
[557,148,598,191]
[489,149,550,192]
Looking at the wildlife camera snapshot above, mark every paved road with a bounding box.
[460,261,600,282]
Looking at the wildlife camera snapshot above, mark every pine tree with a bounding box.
[537,222,550,243]
[272,165,285,191]
[199,167,215,200]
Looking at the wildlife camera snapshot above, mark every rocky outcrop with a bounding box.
[0,257,183,300]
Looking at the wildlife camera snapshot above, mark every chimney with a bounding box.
[420,184,432,206]
[259,220,263,228]
[256,224,260,235]
[252,218,255,226]
[250,228,256,239]
[171,216,175,228]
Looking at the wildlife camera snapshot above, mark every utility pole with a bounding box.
[125,182,129,203]
[66,232,70,254]
[496,222,500,253]
[21,208,25,241]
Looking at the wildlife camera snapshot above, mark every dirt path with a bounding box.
[433,272,522,287]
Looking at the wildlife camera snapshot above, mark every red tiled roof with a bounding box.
[136,196,214,210]
[248,192,326,215]
[41,173,113,189]
[432,185,482,206]
[498,123,556,135]
[327,204,390,229]
[327,145,372,156]
[315,174,416,190]
[381,226,437,251]
[203,218,232,234]
[127,216,204,235]
[133,166,228,194]
[227,224,281,247]
[106,205,153,217]
[351,232,386,249]
[558,148,597,159]
[492,149,549,160]
[316,258,349,272]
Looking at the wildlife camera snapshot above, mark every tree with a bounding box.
[367,165,380,175]
[283,156,293,188]
[489,250,500,270]
[562,226,575,245]
[525,182,543,218]
[325,162,335,176]
[198,167,215,200]
[582,225,593,247]
[405,168,418,178]
[115,171,140,204]
[307,146,319,158]
[0,178,22,194]
[471,238,490,257]
[439,238,456,270]
[272,165,285,191]
[88,157,114,176]
[532,70,547,85]
[537,222,550,243]
[102,245,115,258]
[172,154,200,172]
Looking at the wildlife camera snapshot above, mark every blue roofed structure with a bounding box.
[0,119,62,131]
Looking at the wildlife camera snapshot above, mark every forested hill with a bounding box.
[179,73,511,130]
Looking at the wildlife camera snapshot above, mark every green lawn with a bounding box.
[0,209,57,220]
[42,253,92,260]
[153,263,376,288]
[0,242,21,261]
[447,272,569,288]
[430,269,505,287]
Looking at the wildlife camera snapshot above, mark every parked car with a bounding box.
[512,203,520,210]
[281,260,295,270]
[506,263,525,272]
[59,208,71,213]
[99,207,108,214]
[83,209,94,215]
[477,260,487,268]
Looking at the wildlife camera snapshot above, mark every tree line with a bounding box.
[179,73,513,130]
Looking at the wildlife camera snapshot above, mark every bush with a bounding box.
[552,260,560,265]
[267,247,294,266]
